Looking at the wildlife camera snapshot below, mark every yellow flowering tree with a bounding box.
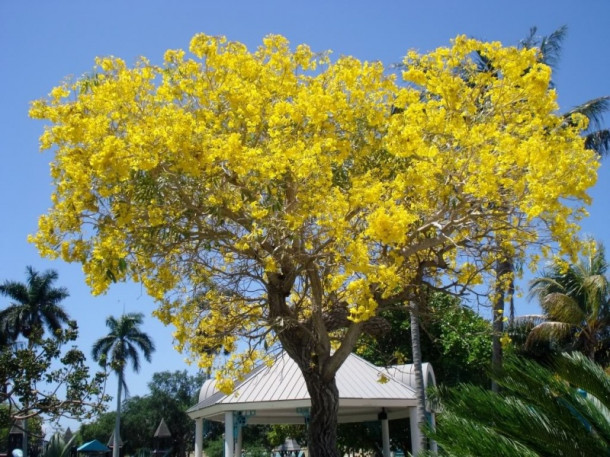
[30,34,597,456]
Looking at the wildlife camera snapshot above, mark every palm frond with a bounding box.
[540,293,585,324]
[426,412,539,457]
[519,25,567,70]
[508,315,546,339]
[92,312,155,389]
[538,25,568,69]
[585,129,610,157]
[511,314,547,326]
[519,26,539,51]
[555,352,610,411]
[525,321,573,349]
[564,96,610,132]
[0,267,70,343]
[426,354,610,456]
[527,275,565,302]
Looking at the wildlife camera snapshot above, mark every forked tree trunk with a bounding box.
[267,274,343,457]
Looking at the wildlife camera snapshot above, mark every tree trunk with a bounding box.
[277,324,342,457]
[302,370,341,457]
[22,418,28,457]
[409,301,426,453]
[491,258,511,393]
[267,273,345,457]
[113,375,122,457]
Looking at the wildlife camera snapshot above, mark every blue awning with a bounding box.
[77,440,111,453]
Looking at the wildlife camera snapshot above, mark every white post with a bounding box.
[194,418,203,457]
[235,426,243,457]
[381,416,391,457]
[224,412,234,457]
[409,406,422,455]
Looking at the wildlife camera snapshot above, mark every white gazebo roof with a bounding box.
[188,351,434,424]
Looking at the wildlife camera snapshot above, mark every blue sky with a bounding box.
[2,0,610,435]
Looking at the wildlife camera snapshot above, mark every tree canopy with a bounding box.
[0,266,70,345]
[30,33,598,455]
[0,322,108,422]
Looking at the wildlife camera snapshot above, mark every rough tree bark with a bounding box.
[302,370,341,457]
[277,325,342,457]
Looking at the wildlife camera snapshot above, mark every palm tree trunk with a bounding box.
[409,300,426,452]
[492,258,511,393]
[113,375,122,457]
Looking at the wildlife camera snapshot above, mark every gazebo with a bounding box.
[106,432,123,457]
[153,418,172,457]
[188,351,436,457]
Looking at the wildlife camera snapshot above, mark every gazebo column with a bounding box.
[379,409,390,457]
[235,426,243,457]
[224,412,234,457]
[194,418,203,457]
[409,406,422,455]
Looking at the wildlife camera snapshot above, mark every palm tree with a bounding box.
[0,266,70,345]
[92,313,155,457]
[527,243,610,362]
[425,352,610,456]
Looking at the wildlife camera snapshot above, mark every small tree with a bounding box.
[92,313,155,457]
[0,269,107,456]
[31,34,597,456]
[0,322,108,421]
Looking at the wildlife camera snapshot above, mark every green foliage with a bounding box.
[0,266,70,344]
[78,411,115,445]
[337,422,382,456]
[243,446,270,457]
[527,241,610,364]
[0,405,9,454]
[78,371,205,457]
[357,293,492,387]
[0,322,108,422]
[426,352,610,456]
[0,267,107,423]
[92,313,156,392]
[42,433,75,457]
[426,295,492,386]
[202,437,224,457]
[264,425,305,448]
